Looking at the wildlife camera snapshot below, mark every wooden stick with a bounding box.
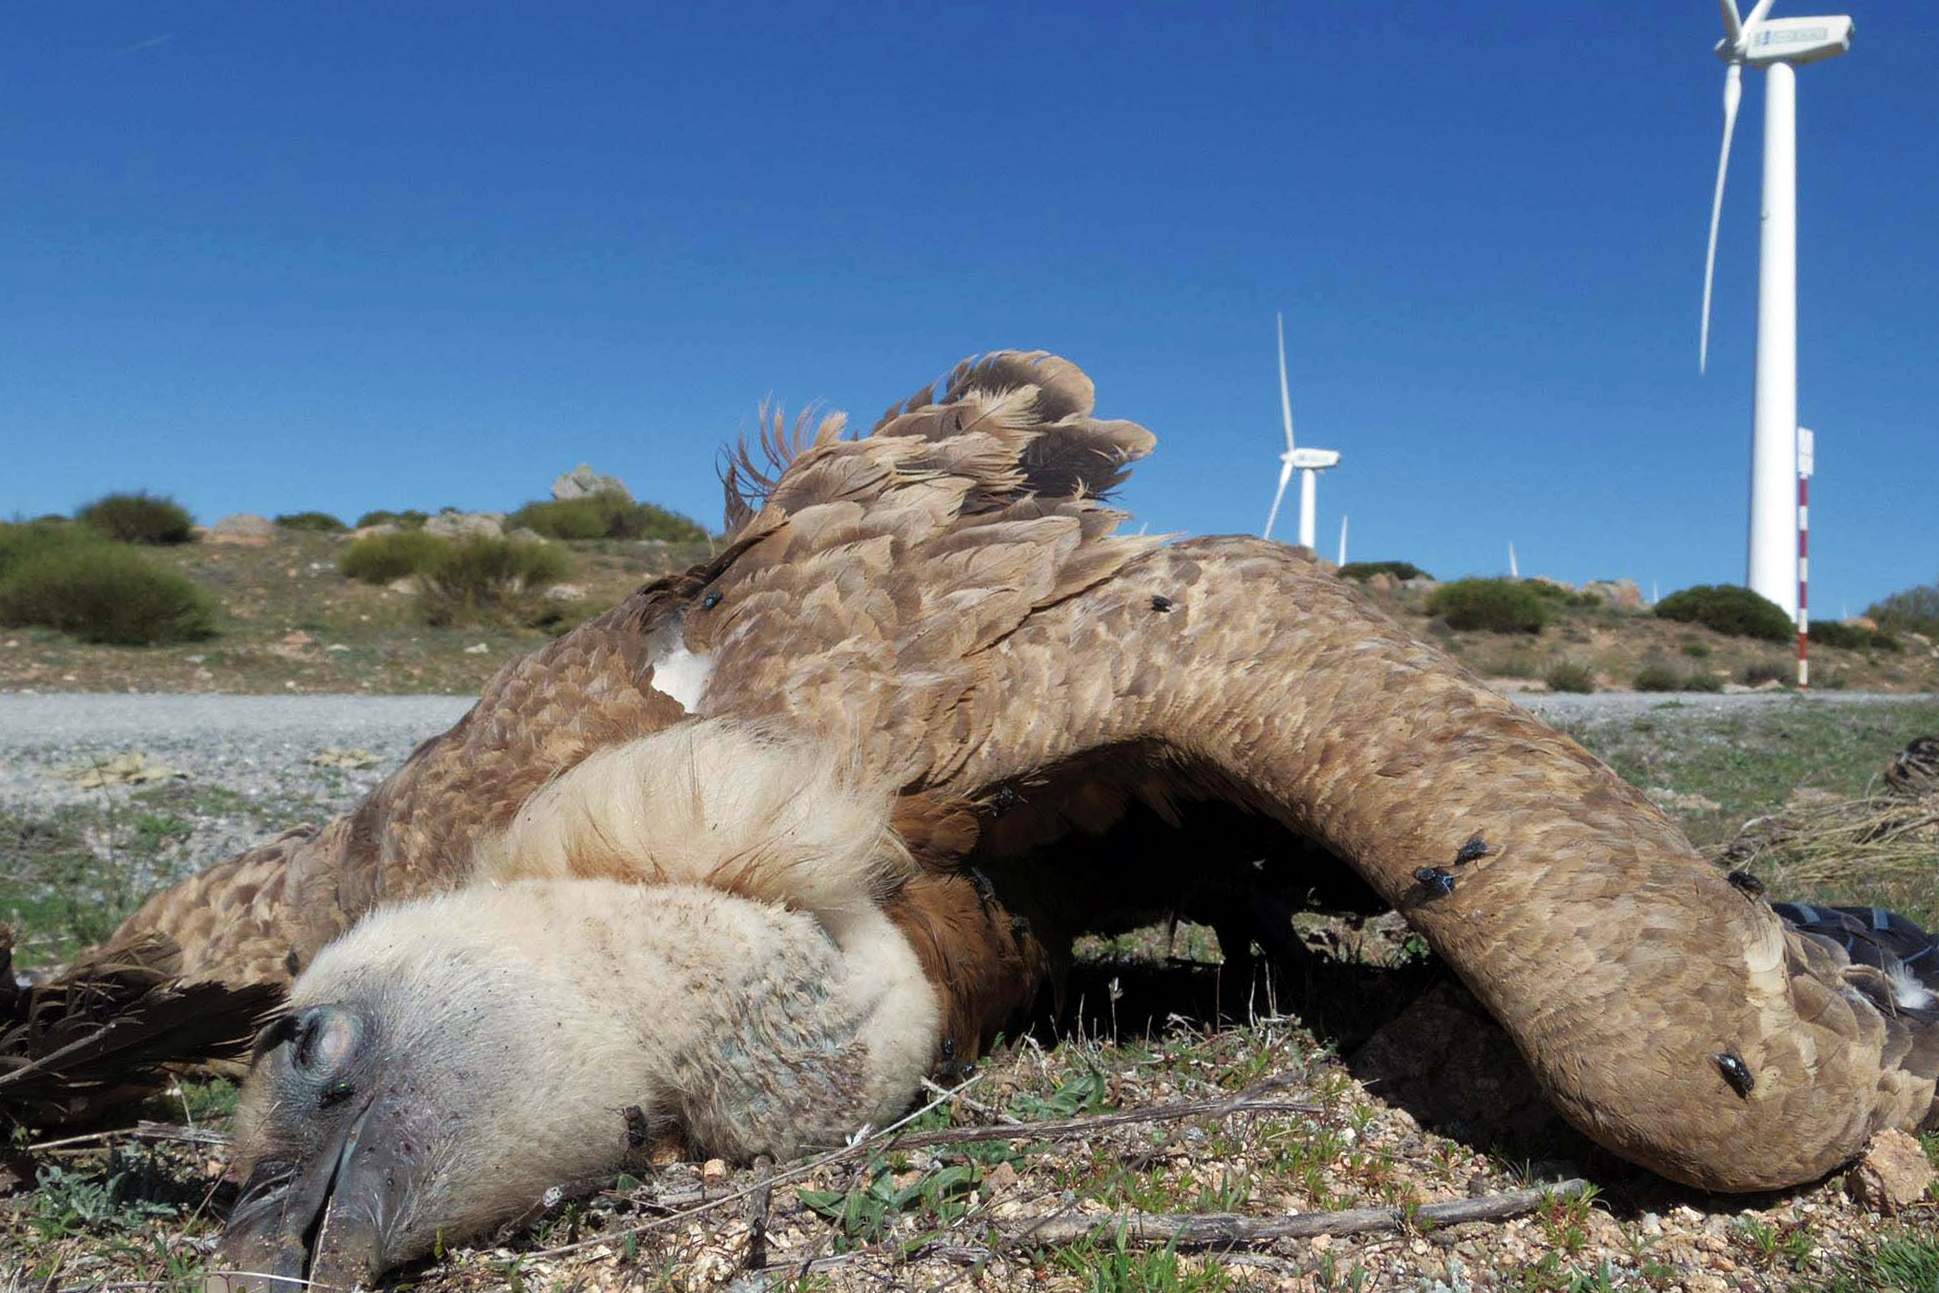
[27,1119,230,1153]
[1000,1179,1591,1249]
[883,1091,1318,1152]
[742,1154,775,1272]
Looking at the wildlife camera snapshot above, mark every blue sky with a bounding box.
[4,2,1934,614]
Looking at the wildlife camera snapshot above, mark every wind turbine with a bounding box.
[1699,0,1852,623]
[1262,313,1341,551]
[1508,542,1520,580]
[1337,514,1350,566]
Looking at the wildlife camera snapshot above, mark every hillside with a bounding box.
[2,532,1932,696]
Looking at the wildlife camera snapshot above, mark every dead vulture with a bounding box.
[3,352,1936,1291]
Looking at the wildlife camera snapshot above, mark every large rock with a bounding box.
[1581,579,1644,610]
[423,511,504,540]
[206,514,276,546]
[551,464,632,503]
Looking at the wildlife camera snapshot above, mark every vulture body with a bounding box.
[4,353,1937,1289]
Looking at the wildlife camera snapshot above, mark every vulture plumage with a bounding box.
[3,352,1937,1290]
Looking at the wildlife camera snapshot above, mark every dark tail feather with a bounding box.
[1773,902,1939,1003]
[1,927,284,1128]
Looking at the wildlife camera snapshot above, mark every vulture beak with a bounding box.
[210,1004,431,1291]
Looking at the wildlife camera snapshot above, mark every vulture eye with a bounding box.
[285,1004,364,1082]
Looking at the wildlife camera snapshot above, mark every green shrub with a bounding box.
[1633,659,1722,693]
[1544,661,1596,694]
[275,511,347,533]
[1680,640,1712,658]
[507,493,707,543]
[1740,660,1793,688]
[74,491,195,545]
[1866,577,1939,639]
[418,537,572,627]
[1427,579,1549,634]
[354,509,429,529]
[1808,620,1903,653]
[1654,584,1793,643]
[0,521,106,581]
[0,546,216,644]
[339,531,449,584]
[1336,560,1431,583]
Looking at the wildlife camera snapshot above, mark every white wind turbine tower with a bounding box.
[1262,313,1341,551]
[1699,0,1852,623]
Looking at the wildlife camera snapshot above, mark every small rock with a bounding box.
[207,513,277,546]
[544,583,587,602]
[325,643,350,652]
[1647,787,1723,814]
[1580,578,1644,610]
[701,1158,729,1186]
[386,576,420,595]
[552,464,632,502]
[348,522,400,540]
[464,642,490,655]
[424,511,504,540]
[985,1161,1019,1193]
[281,630,315,648]
[311,748,381,770]
[1845,1128,1935,1214]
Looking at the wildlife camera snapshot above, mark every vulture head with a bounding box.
[213,723,941,1290]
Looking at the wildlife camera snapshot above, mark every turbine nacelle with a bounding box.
[1717,15,1853,65]
[1284,447,1340,471]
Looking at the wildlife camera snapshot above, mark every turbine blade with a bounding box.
[1337,513,1349,566]
[1719,0,1742,45]
[1264,459,1293,539]
[1743,0,1775,31]
[1276,312,1296,453]
[1700,62,1743,375]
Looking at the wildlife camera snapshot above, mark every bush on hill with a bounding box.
[418,537,572,627]
[1654,584,1793,643]
[1427,579,1549,634]
[0,521,105,581]
[1337,561,1431,583]
[1866,576,1939,640]
[339,531,449,584]
[507,492,707,543]
[275,511,348,533]
[1633,659,1722,693]
[75,491,195,545]
[0,544,216,645]
[1809,621,1902,653]
[1544,660,1596,694]
[354,509,430,529]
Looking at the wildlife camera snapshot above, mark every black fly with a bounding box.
[1726,870,1765,897]
[622,1104,650,1148]
[990,785,1026,816]
[1414,866,1456,898]
[1715,1051,1755,1097]
[1150,595,1175,613]
[1453,834,1491,865]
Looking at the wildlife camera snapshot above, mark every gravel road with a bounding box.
[2,689,1931,815]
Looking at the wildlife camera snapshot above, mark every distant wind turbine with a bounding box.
[1509,543,1520,580]
[1337,514,1349,566]
[1262,314,1341,551]
[1698,0,1852,624]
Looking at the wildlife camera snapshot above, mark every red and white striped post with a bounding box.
[1796,427,1814,688]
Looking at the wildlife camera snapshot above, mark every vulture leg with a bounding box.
[212,879,937,1291]
[942,539,1939,1192]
